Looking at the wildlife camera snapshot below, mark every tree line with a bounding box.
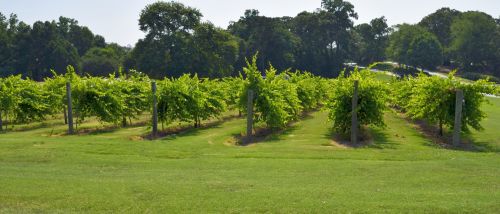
[1,0,499,80]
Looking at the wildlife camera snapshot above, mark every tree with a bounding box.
[57,17,96,56]
[0,13,10,74]
[229,10,299,71]
[0,13,25,76]
[130,1,203,77]
[1,14,107,79]
[291,0,358,76]
[386,24,443,69]
[132,1,241,78]
[23,21,79,80]
[192,22,239,77]
[450,11,499,75]
[419,8,461,48]
[81,47,121,76]
[93,35,106,48]
[139,1,202,40]
[352,17,390,65]
[418,8,461,66]
[407,33,443,69]
[80,43,130,76]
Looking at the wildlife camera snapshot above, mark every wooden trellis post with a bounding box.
[351,80,359,143]
[453,89,464,146]
[0,111,3,131]
[151,81,158,138]
[246,89,254,143]
[66,82,74,134]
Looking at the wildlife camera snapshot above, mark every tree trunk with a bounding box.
[122,116,127,127]
[439,120,443,136]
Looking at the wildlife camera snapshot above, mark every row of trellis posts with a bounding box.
[64,81,465,146]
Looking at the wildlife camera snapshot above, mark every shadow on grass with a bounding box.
[236,125,299,146]
[322,126,396,149]
[1,120,65,133]
[460,137,498,153]
[71,121,149,136]
[367,126,397,149]
[236,111,314,146]
[146,115,242,141]
[397,112,498,153]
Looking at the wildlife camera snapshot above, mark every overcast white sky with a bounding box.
[1,0,499,46]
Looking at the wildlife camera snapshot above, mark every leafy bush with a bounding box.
[391,72,497,134]
[327,68,388,136]
[288,71,329,111]
[115,71,151,125]
[240,56,302,129]
[0,75,52,126]
[157,74,227,128]
[221,76,244,111]
[71,76,126,124]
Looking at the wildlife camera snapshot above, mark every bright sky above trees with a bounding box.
[1,0,499,46]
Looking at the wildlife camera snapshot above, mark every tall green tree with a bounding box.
[386,24,443,69]
[57,17,103,56]
[192,22,239,77]
[407,33,443,69]
[450,11,499,75]
[291,0,358,76]
[229,10,299,71]
[352,16,390,65]
[131,1,241,78]
[419,8,461,48]
[81,47,121,76]
[139,1,202,40]
[418,8,462,65]
[21,21,79,80]
[130,1,202,77]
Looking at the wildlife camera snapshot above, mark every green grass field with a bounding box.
[0,95,499,213]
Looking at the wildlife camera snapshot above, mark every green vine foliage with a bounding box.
[71,76,125,124]
[288,71,329,111]
[157,74,228,128]
[115,70,151,125]
[392,71,497,134]
[240,55,325,129]
[43,70,69,117]
[327,68,389,136]
[221,75,244,111]
[0,76,22,127]
[0,75,52,126]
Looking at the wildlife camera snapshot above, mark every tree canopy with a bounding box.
[386,24,443,69]
[1,2,499,79]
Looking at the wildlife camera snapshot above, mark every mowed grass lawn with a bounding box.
[0,98,499,213]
